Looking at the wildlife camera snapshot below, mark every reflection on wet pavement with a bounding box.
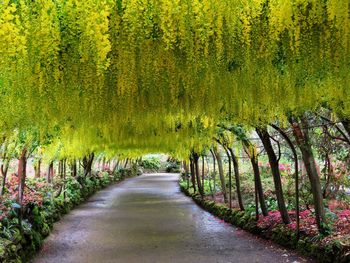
[33,173,312,263]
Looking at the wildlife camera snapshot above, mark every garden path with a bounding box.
[33,173,312,263]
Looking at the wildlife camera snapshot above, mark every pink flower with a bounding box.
[279,164,286,171]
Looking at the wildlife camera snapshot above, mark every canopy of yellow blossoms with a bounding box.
[0,0,349,158]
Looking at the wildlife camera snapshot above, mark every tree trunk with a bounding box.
[244,142,268,216]
[341,119,350,139]
[210,149,216,196]
[223,146,232,208]
[183,161,190,189]
[63,159,66,201]
[34,159,41,178]
[206,157,213,196]
[213,147,228,203]
[323,153,332,198]
[201,156,205,192]
[71,160,77,177]
[189,158,196,192]
[257,127,290,224]
[124,158,129,169]
[17,148,27,205]
[193,152,204,197]
[0,159,9,196]
[102,157,106,171]
[47,161,54,183]
[112,159,120,174]
[251,153,269,216]
[228,147,244,211]
[270,123,300,240]
[290,116,326,233]
[83,153,94,177]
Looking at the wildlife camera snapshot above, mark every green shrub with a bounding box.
[165,160,180,173]
[139,156,161,171]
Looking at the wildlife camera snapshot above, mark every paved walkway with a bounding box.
[33,173,311,263]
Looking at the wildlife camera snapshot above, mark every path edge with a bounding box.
[179,185,349,263]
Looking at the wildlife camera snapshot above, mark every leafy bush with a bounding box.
[139,156,161,171]
[165,160,180,173]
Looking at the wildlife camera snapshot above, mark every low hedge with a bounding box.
[0,169,137,263]
[180,185,350,263]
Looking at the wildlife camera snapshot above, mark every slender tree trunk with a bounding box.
[183,161,190,189]
[83,153,94,177]
[228,147,244,211]
[257,127,290,224]
[223,146,232,208]
[270,124,300,240]
[0,159,9,196]
[63,159,66,201]
[210,149,216,196]
[17,147,28,205]
[244,142,268,216]
[206,157,213,196]
[290,116,326,233]
[34,159,41,178]
[341,119,350,138]
[47,161,54,183]
[201,156,205,193]
[124,158,129,169]
[213,147,228,203]
[255,179,259,220]
[193,152,204,197]
[251,153,269,216]
[102,157,106,170]
[189,158,196,192]
[71,160,77,177]
[323,154,332,198]
[112,159,120,174]
[17,147,27,233]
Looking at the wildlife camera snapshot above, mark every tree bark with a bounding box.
[290,116,326,233]
[193,152,204,197]
[201,156,205,192]
[183,161,190,189]
[112,159,120,174]
[17,147,28,205]
[213,147,228,203]
[228,147,244,211]
[189,158,197,192]
[257,127,290,224]
[223,146,232,208]
[270,124,300,239]
[205,157,213,196]
[123,158,129,169]
[0,158,9,196]
[71,160,77,177]
[244,142,268,216]
[46,161,54,183]
[63,159,66,200]
[341,119,350,139]
[34,159,41,178]
[210,149,216,196]
[83,153,94,177]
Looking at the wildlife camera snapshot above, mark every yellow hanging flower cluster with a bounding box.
[0,0,349,158]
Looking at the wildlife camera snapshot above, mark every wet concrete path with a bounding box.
[33,173,311,263]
